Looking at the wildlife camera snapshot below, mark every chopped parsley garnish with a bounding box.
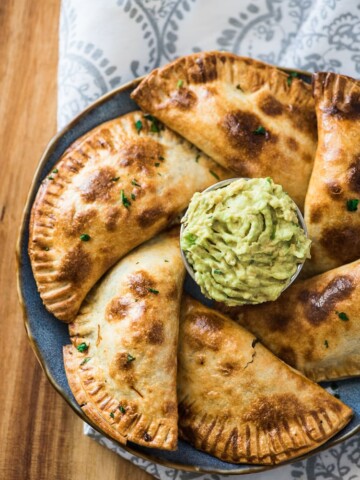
[77,342,88,353]
[135,120,143,133]
[336,311,349,321]
[121,190,131,208]
[154,162,160,167]
[80,357,91,366]
[52,168,58,173]
[118,405,126,414]
[127,353,136,362]
[48,176,54,180]
[209,170,220,180]
[324,339,329,348]
[131,179,141,187]
[44,246,50,251]
[214,269,223,275]
[144,113,160,133]
[164,259,169,262]
[334,393,341,399]
[287,71,299,86]
[177,79,184,88]
[253,126,266,135]
[80,234,91,242]
[158,156,165,161]
[331,382,339,390]
[195,154,200,163]
[346,198,359,212]
[109,412,115,419]
[111,177,120,182]
[236,84,242,90]
[148,288,159,294]
[131,193,136,200]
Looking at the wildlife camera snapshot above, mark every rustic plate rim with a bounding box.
[16,65,360,475]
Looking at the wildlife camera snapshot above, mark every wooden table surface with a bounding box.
[0,1,152,478]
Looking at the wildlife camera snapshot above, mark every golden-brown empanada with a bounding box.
[218,259,360,382]
[29,111,229,322]
[304,72,360,275]
[131,51,317,208]
[64,227,185,450]
[178,296,352,464]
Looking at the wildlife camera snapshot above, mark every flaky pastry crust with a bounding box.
[131,51,317,208]
[178,296,352,464]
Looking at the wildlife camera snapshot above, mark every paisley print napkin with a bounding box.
[59,0,360,478]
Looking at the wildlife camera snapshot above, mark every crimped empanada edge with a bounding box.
[63,345,178,450]
[313,71,360,113]
[178,398,352,465]
[131,51,314,112]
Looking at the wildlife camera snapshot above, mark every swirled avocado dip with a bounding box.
[180,178,311,306]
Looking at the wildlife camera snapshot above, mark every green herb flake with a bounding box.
[214,269,224,275]
[135,120,143,133]
[177,79,184,88]
[121,190,131,208]
[76,342,88,353]
[131,179,141,187]
[236,84,242,90]
[144,114,160,133]
[158,156,165,161]
[324,339,329,348]
[118,405,126,414]
[164,259,169,262]
[52,168,58,173]
[334,393,341,399]
[346,198,359,212]
[336,311,349,321]
[80,234,91,242]
[111,177,120,182]
[48,176,54,180]
[209,170,220,180]
[331,382,339,390]
[253,126,266,135]
[154,162,160,167]
[131,193,136,201]
[109,412,115,419]
[148,288,159,294]
[127,353,136,363]
[44,246,50,251]
[80,357,91,366]
[287,71,299,86]
[195,154,200,163]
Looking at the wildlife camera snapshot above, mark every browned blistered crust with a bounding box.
[131,51,317,208]
[218,259,360,382]
[178,296,353,465]
[304,72,360,275]
[63,229,185,450]
[28,111,230,322]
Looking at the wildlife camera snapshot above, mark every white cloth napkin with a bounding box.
[58,1,360,478]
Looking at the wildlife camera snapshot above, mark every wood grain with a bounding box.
[0,1,152,478]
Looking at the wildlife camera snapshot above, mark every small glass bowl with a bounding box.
[180,177,308,296]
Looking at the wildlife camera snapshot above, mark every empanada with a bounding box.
[29,111,229,321]
[178,296,352,464]
[131,51,317,208]
[218,259,360,382]
[305,72,360,275]
[64,228,185,450]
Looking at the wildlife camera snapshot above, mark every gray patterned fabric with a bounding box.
[59,0,360,478]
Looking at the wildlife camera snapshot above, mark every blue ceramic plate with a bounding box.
[17,72,360,476]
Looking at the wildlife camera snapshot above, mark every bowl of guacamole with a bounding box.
[180,177,311,306]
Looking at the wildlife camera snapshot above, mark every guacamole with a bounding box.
[181,178,311,305]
